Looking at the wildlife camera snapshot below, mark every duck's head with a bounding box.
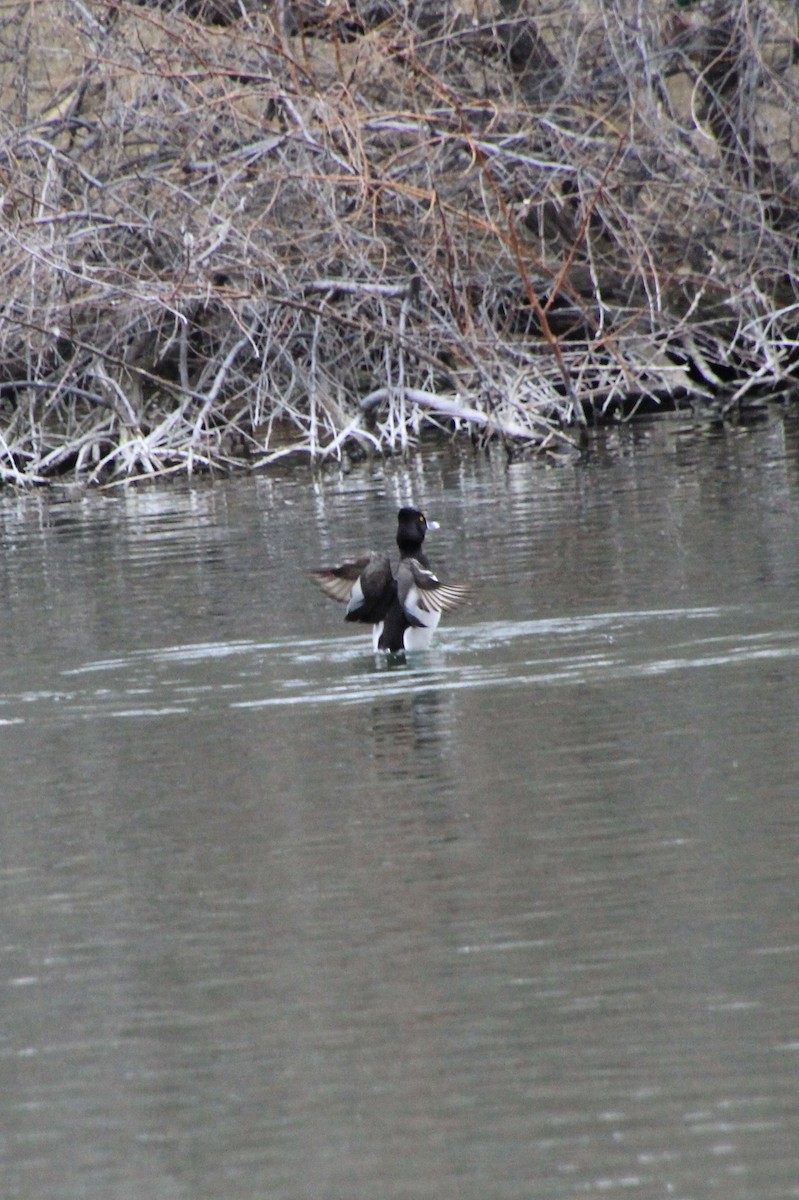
[396,507,439,554]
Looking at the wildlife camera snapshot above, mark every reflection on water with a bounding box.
[1,419,799,1199]
[368,687,453,784]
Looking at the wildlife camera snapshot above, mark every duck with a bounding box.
[311,507,470,653]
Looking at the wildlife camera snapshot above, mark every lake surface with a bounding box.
[1,416,798,1199]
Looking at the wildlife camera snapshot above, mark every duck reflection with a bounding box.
[367,686,452,789]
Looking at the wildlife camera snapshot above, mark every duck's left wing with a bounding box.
[399,558,471,616]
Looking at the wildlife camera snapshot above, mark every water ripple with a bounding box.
[2,604,796,724]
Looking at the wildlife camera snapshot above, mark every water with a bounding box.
[1,417,798,1199]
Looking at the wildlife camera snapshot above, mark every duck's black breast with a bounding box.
[376,600,412,653]
[344,552,395,625]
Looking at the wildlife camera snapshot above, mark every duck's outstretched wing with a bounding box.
[397,557,471,619]
[310,557,372,604]
[311,552,395,624]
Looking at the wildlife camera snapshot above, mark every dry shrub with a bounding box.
[0,0,797,482]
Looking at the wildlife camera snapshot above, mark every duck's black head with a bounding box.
[396,507,437,557]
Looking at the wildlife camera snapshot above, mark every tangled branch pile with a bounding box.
[1,0,798,482]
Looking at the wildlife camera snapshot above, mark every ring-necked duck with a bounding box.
[311,507,470,653]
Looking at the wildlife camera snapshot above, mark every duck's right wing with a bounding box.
[310,557,372,604]
[311,552,395,623]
